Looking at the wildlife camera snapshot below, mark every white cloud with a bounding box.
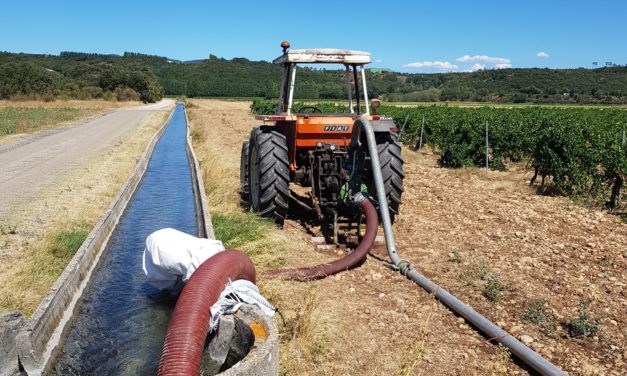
[456,54,511,64]
[375,59,382,63]
[466,63,486,72]
[494,63,512,69]
[402,61,458,70]
[536,51,549,58]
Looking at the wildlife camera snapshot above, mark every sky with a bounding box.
[1,0,625,73]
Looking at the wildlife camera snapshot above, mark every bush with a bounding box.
[114,86,140,101]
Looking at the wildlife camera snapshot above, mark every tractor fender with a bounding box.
[369,118,396,132]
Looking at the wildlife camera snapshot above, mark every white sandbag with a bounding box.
[210,279,276,331]
[143,228,225,290]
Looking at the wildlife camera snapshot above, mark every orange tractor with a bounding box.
[240,42,404,243]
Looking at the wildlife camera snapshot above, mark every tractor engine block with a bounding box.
[308,143,348,217]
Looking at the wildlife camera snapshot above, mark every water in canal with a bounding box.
[52,104,197,375]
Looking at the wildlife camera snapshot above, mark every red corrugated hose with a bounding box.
[158,249,256,376]
[264,198,378,281]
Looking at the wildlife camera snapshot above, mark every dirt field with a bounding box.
[188,99,626,375]
[0,100,174,315]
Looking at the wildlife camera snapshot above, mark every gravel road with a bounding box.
[0,100,174,218]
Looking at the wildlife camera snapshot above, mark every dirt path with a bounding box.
[0,101,174,314]
[188,99,625,376]
[0,100,174,218]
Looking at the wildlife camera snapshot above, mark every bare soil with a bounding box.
[188,99,626,376]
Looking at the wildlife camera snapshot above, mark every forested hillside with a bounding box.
[0,52,163,102]
[1,51,626,104]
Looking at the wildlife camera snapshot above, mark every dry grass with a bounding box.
[396,313,431,375]
[0,108,172,315]
[0,99,140,110]
[0,100,140,142]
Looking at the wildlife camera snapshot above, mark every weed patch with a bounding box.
[0,224,17,235]
[458,257,489,284]
[482,272,506,303]
[449,248,462,263]
[567,299,602,338]
[521,299,557,336]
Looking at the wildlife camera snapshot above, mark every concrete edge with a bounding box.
[219,305,279,376]
[183,103,215,240]
[14,105,176,375]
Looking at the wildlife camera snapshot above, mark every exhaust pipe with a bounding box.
[352,117,566,376]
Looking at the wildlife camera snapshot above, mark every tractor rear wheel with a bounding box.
[248,127,290,226]
[239,141,250,210]
[371,132,405,222]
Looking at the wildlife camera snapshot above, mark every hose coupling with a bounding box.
[396,260,412,276]
[351,192,370,204]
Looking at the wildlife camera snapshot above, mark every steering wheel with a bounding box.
[297,106,323,114]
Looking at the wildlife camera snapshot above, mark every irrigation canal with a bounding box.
[52,104,198,374]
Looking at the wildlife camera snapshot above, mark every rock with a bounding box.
[520,256,533,264]
[202,315,236,375]
[222,317,255,372]
[371,273,383,281]
[520,334,534,345]
[580,360,602,375]
[509,325,522,334]
[0,311,24,376]
[201,315,255,375]
[378,292,386,298]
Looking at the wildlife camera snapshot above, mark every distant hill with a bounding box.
[1,51,626,104]
[0,51,163,102]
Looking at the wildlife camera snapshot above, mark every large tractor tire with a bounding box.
[369,132,405,223]
[239,141,250,210]
[247,127,290,226]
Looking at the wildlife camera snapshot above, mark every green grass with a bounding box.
[0,107,91,136]
[48,228,90,259]
[212,213,275,250]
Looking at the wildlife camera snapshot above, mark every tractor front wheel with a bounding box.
[248,127,290,226]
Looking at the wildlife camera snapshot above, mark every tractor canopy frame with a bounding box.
[273,49,372,116]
